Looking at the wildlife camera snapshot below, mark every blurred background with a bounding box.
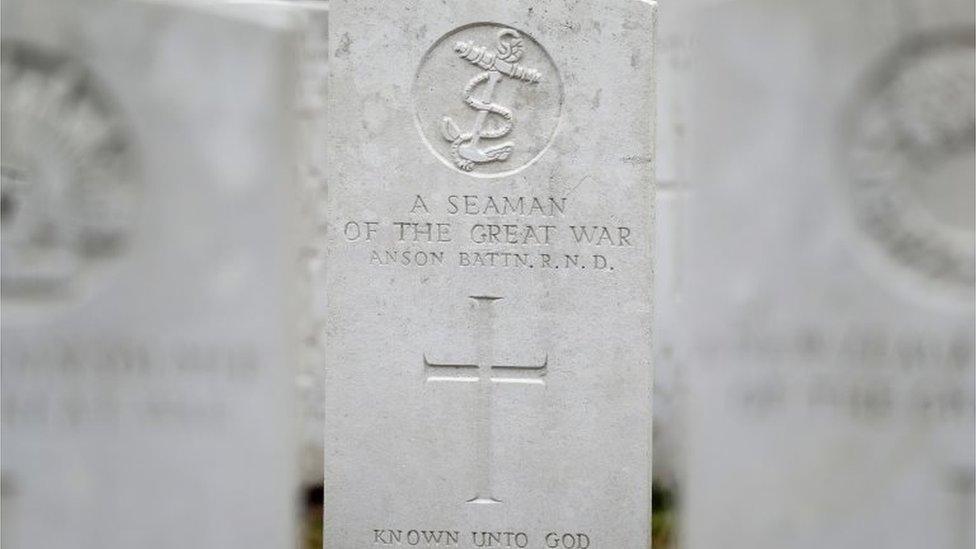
[1,0,973,548]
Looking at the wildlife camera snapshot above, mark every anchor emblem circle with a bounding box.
[414,24,563,177]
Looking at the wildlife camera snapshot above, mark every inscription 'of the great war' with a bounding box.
[340,194,638,272]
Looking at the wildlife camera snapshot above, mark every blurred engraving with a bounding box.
[845,29,975,296]
[1,42,138,309]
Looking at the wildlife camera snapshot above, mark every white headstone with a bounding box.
[652,0,695,490]
[197,0,331,487]
[681,0,974,547]
[323,1,657,546]
[223,0,332,489]
[1,1,301,547]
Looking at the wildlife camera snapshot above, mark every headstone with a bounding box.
[652,0,694,490]
[323,1,657,547]
[287,0,331,492]
[222,0,332,490]
[680,0,975,547]
[1,1,301,547]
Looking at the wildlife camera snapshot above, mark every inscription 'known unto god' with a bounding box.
[371,528,592,548]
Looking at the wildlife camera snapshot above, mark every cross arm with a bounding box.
[424,354,479,383]
[490,355,548,384]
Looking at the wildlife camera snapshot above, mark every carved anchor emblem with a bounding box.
[441,29,542,172]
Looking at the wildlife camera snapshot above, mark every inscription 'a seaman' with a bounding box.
[446,195,566,217]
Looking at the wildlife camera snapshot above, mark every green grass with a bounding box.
[652,482,676,548]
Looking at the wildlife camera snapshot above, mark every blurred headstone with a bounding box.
[1,0,302,547]
[323,0,656,546]
[653,0,695,492]
[222,0,331,491]
[681,0,975,548]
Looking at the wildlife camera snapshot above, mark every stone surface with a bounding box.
[1,1,301,547]
[224,0,332,489]
[680,0,975,547]
[287,0,331,490]
[203,0,331,487]
[323,1,657,546]
[651,0,694,489]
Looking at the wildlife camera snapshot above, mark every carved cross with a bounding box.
[424,295,547,505]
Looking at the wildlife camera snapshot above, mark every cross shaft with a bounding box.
[424,295,547,504]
